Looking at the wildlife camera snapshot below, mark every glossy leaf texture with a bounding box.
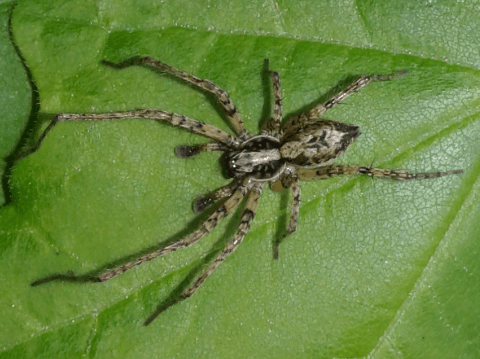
[1,0,479,358]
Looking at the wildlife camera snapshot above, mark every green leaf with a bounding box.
[0,2,31,205]
[1,1,480,358]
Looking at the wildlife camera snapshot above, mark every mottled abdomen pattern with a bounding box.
[26,57,462,324]
[280,116,361,166]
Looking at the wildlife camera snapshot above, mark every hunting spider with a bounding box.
[28,57,462,324]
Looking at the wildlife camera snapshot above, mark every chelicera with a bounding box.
[27,57,462,324]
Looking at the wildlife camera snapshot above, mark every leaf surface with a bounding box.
[1,1,479,358]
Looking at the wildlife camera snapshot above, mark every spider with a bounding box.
[28,57,462,324]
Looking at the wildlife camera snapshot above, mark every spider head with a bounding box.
[280,119,360,166]
[221,150,246,178]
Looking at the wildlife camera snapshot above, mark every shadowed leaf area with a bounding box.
[1,0,479,358]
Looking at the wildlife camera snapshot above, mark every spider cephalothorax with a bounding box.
[222,135,285,180]
[27,57,462,324]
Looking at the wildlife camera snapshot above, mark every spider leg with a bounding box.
[175,142,226,159]
[305,70,409,119]
[269,165,461,258]
[104,57,247,137]
[274,179,300,259]
[297,165,463,181]
[18,110,240,160]
[91,179,251,282]
[193,177,244,213]
[179,183,263,302]
[262,70,283,134]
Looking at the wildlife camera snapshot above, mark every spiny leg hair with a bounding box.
[271,165,463,257]
[182,183,263,299]
[296,165,463,181]
[97,179,250,282]
[103,56,247,137]
[145,183,263,325]
[306,70,409,119]
[19,110,240,161]
[274,178,300,259]
[26,58,463,323]
[175,142,226,159]
[193,177,244,213]
[261,61,283,134]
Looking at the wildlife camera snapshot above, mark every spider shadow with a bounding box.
[31,188,247,325]
[266,73,365,256]
[258,58,274,131]
[259,61,364,132]
[102,57,246,137]
[272,189,290,258]
[30,196,224,285]
[11,51,382,318]
[143,211,241,325]
[281,74,365,123]
[146,196,247,324]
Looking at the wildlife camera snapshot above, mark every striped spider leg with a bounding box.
[28,57,463,324]
[261,60,283,135]
[17,56,248,160]
[27,58,262,324]
[269,70,461,258]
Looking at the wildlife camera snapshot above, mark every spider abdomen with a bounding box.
[29,57,463,324]
[280,118,361,166]
[222,135,286,180]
